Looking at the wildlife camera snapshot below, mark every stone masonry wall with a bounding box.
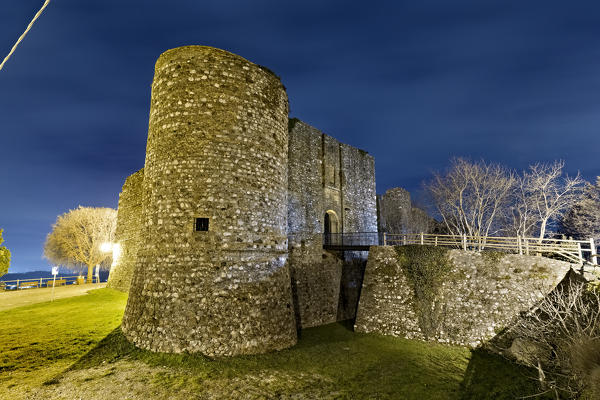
[107,168,144,292]
[287,121,338,327]
[287,120,377,328]
[355,246,575,347]
[287,120,323,237]
[121,46,297,357]
[340,144,377,234]
[377,188,411,233]
[288,239,343,329]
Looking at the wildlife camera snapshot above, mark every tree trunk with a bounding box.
[538,219,548,243]
[87,264,94,284]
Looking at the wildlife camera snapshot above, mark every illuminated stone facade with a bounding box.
[120,46,296,356]
[106,168,143,292]
[111,46,378,356]
[355,247,574,347]
[287,120,377,327]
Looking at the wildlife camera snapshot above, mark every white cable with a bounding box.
[0,0,52,72]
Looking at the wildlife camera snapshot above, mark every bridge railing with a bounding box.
[322,232,598,265]
[323,232,384,248]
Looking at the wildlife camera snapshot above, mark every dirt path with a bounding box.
[0,283,107,311]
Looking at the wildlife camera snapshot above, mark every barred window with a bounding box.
[195,218,209,231]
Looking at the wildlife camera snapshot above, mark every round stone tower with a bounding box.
[121,46,297,356]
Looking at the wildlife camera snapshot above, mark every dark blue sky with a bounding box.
[2,1,600,272]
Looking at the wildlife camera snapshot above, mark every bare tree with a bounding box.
[525,161,584,241]
[0,229,10,277]
[44,206,117,283]
[426,158,515,238]
[503,173,540,238]
[408,207,436,234]
[561,177,600,241]
[507,277,600,399]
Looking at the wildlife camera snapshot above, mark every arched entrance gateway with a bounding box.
[324,210,339,245]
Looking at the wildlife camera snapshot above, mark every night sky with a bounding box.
[2,1,600,272]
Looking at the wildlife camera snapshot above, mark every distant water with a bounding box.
[1,270,110,282]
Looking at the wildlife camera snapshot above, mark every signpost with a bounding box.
[51,266,58,301]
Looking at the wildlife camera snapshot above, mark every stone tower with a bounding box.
[121,46,297,356]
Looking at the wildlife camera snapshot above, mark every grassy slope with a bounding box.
[0,288,127,397]
[0,288,544,399]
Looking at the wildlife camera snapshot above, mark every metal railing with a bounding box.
[322,232,598,265]
[323,232,384,248]
[0,275,103,290]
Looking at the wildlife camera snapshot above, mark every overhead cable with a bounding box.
[0,0,52,72]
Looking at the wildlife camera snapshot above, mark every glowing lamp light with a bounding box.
[112,243,122,261]
[100,242,113,253]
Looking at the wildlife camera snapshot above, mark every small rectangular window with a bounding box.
[195,218,209,231]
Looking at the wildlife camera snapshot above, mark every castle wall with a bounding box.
[377,187,438,234]
[121,46,296,356]
[107,169,144,292]
[340,144,377,234]
[287,121,339,327]
[322,134,343,220]
[355,246,574,347]
[377,188,412,233]
[287,120,323,237]
[287,120,377,327]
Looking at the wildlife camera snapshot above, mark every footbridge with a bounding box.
[323,232,598,266]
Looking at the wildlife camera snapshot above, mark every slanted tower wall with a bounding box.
[121,46,297,356]
[107,168,144,292]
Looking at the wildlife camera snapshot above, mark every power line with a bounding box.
[0,0,52,72]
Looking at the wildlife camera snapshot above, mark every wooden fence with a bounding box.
[383,233,598,265]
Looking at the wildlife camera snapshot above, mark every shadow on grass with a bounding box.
[459,348,553,400]
[66,327,137,372]
[56,323,549,399]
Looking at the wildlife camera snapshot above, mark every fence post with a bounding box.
[16,279,19,288]
[383,232,387,246]
[462,234,467,250]
[590,238,597,265]
[577,242,583,263]
[403,235,406,246]
[435,236,438,246]
[517,236,522,255]
[420,232,424,245]
[524,236,529,255]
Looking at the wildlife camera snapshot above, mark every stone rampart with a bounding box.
[121,46,296,356]
[107,169,144,292]
[355,246,575,347]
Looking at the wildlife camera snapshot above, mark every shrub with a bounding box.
[507,271,600,398]
[393,245,451,339]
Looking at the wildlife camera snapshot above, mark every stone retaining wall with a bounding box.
[355,246,575,347]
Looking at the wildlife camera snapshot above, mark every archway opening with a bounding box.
[324,210,339,245]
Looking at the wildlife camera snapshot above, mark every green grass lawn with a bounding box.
[0,288,127,398]
[0,288,545,399]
